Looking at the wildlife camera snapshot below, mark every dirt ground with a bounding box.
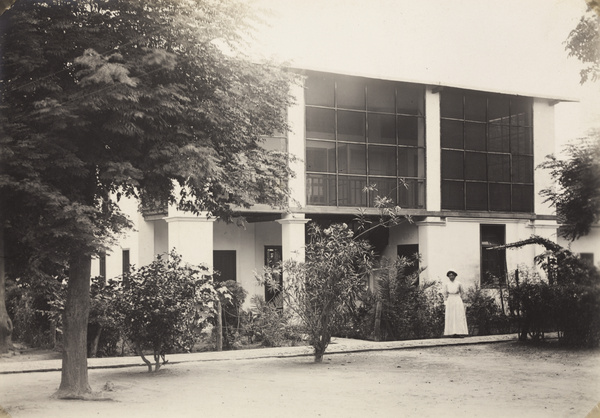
[0,341,599,418]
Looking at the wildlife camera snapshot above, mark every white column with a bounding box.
[416,217,447,283]
[276,213,309,263]
[287,82,307,209]
[165,213,216,268]
[533,98,556,216]
[425,87,441,211]
[137,213,155,267]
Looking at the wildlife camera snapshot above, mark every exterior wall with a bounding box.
[425,88,441,211]
[558,225,600,269]
[213,220,282,308]
[533,98,556,216]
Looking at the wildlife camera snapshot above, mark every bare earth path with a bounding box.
[1,341,599,418]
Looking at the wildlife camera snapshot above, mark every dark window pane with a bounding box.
[367,80,395,113]
[510,97,532,126]
[488,154,511,182]
[369,177,397,206]
[440,89,463,119]
[489,183,511,211]
[397,116,423,146]
[512,155,533,183]
[510,126,532,155]
[399,179,424,208]
[464,122,487,151]
[442,180,464,210]
[337,77,365,110]
[441,119,463,149]
[442,150,464,180]
[306,107,335,140]
[464,152,486,180]
[338,176,367,206]
[368,113,396,144]
[338,143,366,175]
[488,123,510,152]
[464,92,487,122]
[466,182,488,210]
[398,147,423,177]
[368,145,396,176]
[397,83,424,116]
[338,110,365,142]
[481,224,506,288]
[307,174,336,206]
[305,74,334,107]
[488,95,510,123]
[512,184,533,212]
[306,140,336,173]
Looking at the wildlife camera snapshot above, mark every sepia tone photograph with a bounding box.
[0,0,599,417]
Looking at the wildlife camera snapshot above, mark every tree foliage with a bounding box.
[117,251,226,372]
[269,223,374,362]
[0,0,294,396]
[539,135,600,241]
[565,7,600,84]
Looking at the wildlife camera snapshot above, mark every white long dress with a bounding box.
[443,280,468,336]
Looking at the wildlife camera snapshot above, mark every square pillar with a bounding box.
[276,213,309,263]
[165,214,216,268]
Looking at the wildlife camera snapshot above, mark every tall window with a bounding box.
[441,88,533,212]
[480,224,506,287]
[305,72,425,208]
[122,249,130,276]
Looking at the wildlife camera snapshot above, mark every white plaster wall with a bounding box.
[559,226,600,269]
[382,222,419,261]
[425,88,441,211]
[91,195,140,279]
[288,82,306,209]
[213,220,282,308]
[533,99,556,216]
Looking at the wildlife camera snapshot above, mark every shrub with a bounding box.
[87,277,122,357]
[269,223,374,362]
[464,285,509,336]
[116,251,226,371]
[353,256,444,341]
[216,280,248,350]
[6,276,64,349]
[244,295,302,347]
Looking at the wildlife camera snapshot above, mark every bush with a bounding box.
[87,277,122,357]
[217,280,248,350]
[116,251,226,371]
[273,223,374,362]
[507,269,600,347]
[243,295,302,347]
[351,256,444,341]
[6,276,63,349]
[464,285,510,336]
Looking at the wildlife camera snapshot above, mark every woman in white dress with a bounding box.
[443,270,468,337]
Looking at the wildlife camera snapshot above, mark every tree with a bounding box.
[270,223,374,363]
[0,0,293,397]
[539,135,600,241]
[117,251,224,372]
[565,6,600,84]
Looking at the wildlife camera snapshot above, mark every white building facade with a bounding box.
[91,67,588,306]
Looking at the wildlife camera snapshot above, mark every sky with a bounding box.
[246,0,599,150]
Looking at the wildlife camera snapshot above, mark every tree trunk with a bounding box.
[0,226,13,354]
[55,253,92,398]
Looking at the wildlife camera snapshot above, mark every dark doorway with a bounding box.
[213,250,236,282]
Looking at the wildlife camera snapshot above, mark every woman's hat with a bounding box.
[446,270,458,277]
